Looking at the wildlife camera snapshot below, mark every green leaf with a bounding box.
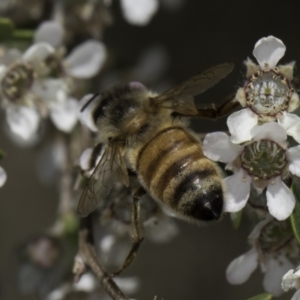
[62,213,79,245]
[0,17,34,41]
[12,29,34,40]
[290,178,300,245]
[0,17,14,40]
[230,209,243,229]
[246,292,273,300]
[0,149,6,160]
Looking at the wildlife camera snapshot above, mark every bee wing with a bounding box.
[152,63,234,115]
[77,144,129,217]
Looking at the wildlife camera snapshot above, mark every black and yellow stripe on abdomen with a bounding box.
[137,127,220,209]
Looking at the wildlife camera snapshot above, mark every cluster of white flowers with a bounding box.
[203,35,300,296]
[4,2,300,297]
[204,36,300,221]
[226,216,297,297]
[0,21,106,141]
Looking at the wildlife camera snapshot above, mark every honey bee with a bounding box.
[77,63,237,275]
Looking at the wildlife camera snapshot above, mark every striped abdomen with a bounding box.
[136,127,223,222]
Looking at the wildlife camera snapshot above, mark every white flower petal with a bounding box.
[292,289,300,300]
[282,269,300,292]
[287,92,299,112]
[251,122,287,143]
[266,177,295,220]
[114,277,140,294]
[78,94,101,132]
[6,106,40,140]
[34,21,64,48]
[73,273,97,292]
[64,40,106,78]
[287,145,300,177]
[227,109,258,144]
[80,148,93,171]
[278,112,300,143]
[223,169,251,212]
[100,234,116,253]
[46,286,68,300]
[32,79,68,104]
[0,166,7,187]
[263,255,294,297]
[248,215,273,242]
[50,97,78,132]
[226,248,258,284]
[253,36,286,69]
[23,42,55,64]
[0,48,22,65]
[120,0,159,25]
[0,65,8,95]
[146,214,179,243]
[203,132,243,163]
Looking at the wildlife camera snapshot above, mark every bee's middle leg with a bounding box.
[110,187,145,277]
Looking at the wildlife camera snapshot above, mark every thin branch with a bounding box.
[58,133,73,216]
[73,216,130,300]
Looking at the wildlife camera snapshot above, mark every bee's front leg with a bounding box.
[110,187,145,277]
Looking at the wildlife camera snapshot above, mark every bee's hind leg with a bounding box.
[110,187,145,277]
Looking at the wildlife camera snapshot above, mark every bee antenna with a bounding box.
[80,93,100,112]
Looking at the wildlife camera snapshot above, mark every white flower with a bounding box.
[120,0,159,26]
[144,213,179,243]
[0,43,55,139]
[73,273,97,292]
[282,268,300,299]
[0,165,7,187]
[34,21,107,79]
[78,93,101,132]
[203,122,299,220]
[114,277,140,294]
[79,145,103,177]
[5,105,40,140]
[32,78,78,133]
[31,21,107,134]
[227,249,294,297]
[282,268,300,291]
[227,217,295,297]
[229,36,300,144]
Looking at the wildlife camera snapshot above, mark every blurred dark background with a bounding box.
[1,0,300,299]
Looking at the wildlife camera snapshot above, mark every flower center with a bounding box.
[258,220,294,254]
[241,140,287,179]
[244,69,294,117]
[1,63,34,103]
[45,54,64,78]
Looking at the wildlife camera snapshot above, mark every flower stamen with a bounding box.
[244,70,293,117]
[1,63,34,104]
[241,140,287,180]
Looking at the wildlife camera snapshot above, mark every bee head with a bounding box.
[79,83,150,141]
